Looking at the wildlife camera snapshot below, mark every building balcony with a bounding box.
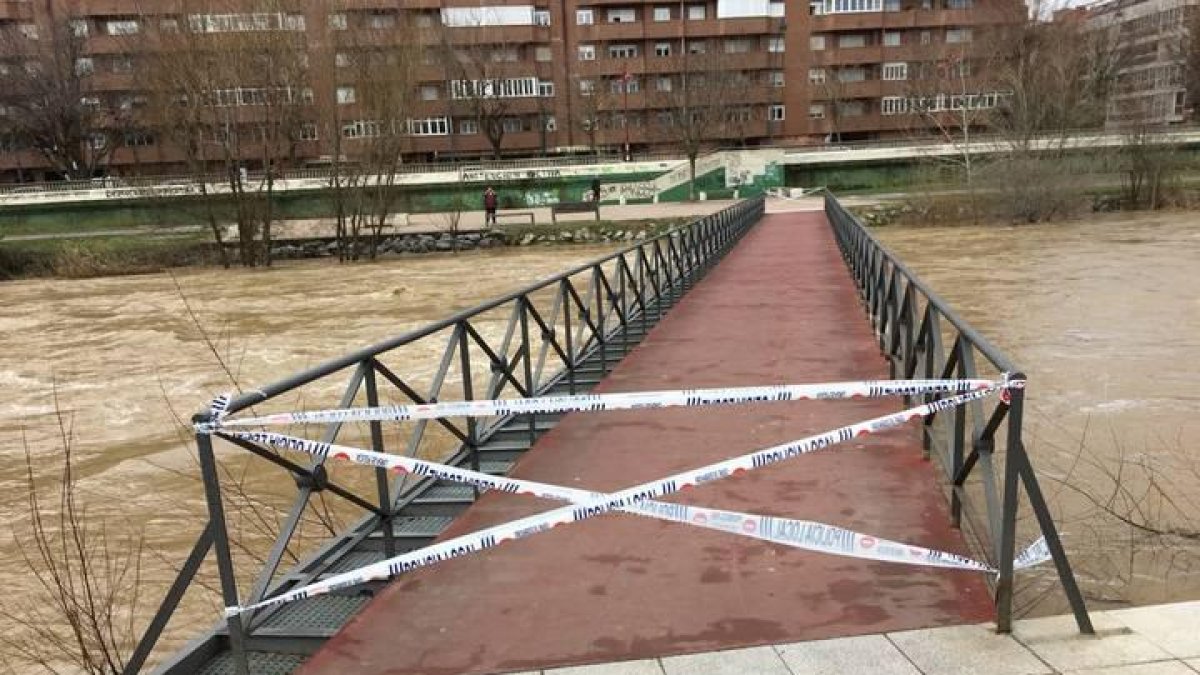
[81,72,139,92]
[83,35,134,56]
[810,79,885,99]
[806,111,914,135]
[441,24,551,45]
[809,8,981,31]
[575,21,650,41]
[808,46,887,65]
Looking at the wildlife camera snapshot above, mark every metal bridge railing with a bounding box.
[823,192,1093,634]
[126,197,765,675]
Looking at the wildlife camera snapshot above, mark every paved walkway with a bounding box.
[514,601,1200,675]
[300,209,992,675]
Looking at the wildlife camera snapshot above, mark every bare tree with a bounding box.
[143,0,310,266]
[1,402,146,675]
[321,8,420,261]
[983,7,1120,221]
[0,17,133,180]
[649,43,742,200]
[437,12,526,159]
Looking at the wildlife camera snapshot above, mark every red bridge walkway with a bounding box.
[299,207,993,675]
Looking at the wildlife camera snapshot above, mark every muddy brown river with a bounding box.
[1,210,1198,671]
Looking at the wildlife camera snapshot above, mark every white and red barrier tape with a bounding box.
[218,380,1046,618]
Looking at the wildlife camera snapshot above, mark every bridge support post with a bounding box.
[995,381,1022,633]
[194,415,250,675]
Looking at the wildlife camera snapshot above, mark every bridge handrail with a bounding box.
[127,197,766,675]
[822,192,1092,636]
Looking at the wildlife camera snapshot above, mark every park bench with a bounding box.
[495,211,536,226]
[550,200,599,223]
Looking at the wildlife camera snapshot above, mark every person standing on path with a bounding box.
[483,186,498,226]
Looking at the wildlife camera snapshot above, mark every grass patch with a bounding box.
[0,233,215,280]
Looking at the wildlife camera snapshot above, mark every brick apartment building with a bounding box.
[0,0,1017,181]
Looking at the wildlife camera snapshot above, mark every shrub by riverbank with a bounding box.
[0,218,689,280]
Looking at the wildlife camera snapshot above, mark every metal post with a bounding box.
[994,373,1024,633]
[194,416,249,675]
[365,364,395,558]
[457,324,479,491]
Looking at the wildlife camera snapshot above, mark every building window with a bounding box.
[579,79,595,95]
[766,36,785,52]
[336,52,351,67]
[947,0,972,7]
[451,77,540,99]
[70,20,89,37]
[808,68,825,84]
[816,0,882,12]
[946,28,972,43]
[490,47,519,62]
[608,8,636,22]
[837,100,866,116]
[687,39,707,54]
[768,104,785,121]
[421,85,439,100]
[534,9,551,25]
[882,62,907,80]
[769,1,785,16]
[18,23,38,40]
[299,123,318,140]
[809,35,825,50]
[608,43,638,58]
[578,44,595,60]
[838,34,867,48]
[501,117,524,133]
[654,6,672,20]
[610,77,640,93]
[417,13,435,27]
[920,30,931,44]
[459,118,478,134]
[656,75,672,91]
[105,19,140,35]
[337,87,356,104]
[366,13,394,29]
[687,4,706,19]
[725,38,752,53]
[576,9,594,24]
[883,31,901,46]
[881,96,906,115]
[329,13,348,30]
[160,18,179,32]
[80,96,101,108]
[545,115,557,131]
[885,0,900,9]
[539,80,555,96]
[408,117,450,135]
[768,70,784,87]
[808,104,825,119]
[655,42,672,57]
[535,46,553,61]
[838,66,866,82]
[123,131,155,147]
[112,56,134,74]
[75,58,95,76]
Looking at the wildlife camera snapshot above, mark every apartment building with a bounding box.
[1087,0,1196,128]
[0,0,1016,181]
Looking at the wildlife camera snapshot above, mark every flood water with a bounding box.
[1,210,1198,671]
[876,211,1200,611]
[0,245,616,672]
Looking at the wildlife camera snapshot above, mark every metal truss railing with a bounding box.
[823,192,1093,635]
[125,197,765,675]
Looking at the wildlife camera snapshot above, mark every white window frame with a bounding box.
[534,9,551,25]
[808,68,826,84]
[766,36,784,52]
[299,123,318,141]
[538,80,555,96]
[808,104,825,119]
[535,46,553,61]
[768,104,785,121]
[578,44,595,60]
[838,33,867,48]
[407,116,450,136]
[329,13,348,30]
[421,85,440,101]
[768,70,784,87]
[883,31,901,46]
[656,75,672,91]
[75,57,95,76]
[687,4,706,20]
[655,41,672,57]
[105,19,140,35]
[725,38,752,53]
[946,27,972,43]
[336,52,351,67]
[459,118,479,134]
[809,35,825,50]
[70,20,89,37]
[337,86,356,104]
[608,43,638,59]
[882,62,907,81]
[654,5,671,20]
[576,8,594,24]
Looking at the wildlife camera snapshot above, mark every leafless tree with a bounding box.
[649,44,742,200]
[1,398,146,675]
[321,8,420,261]
[0,17,134,180]
[437,13,526,159]
[982,6,1121,221]
[144,0,310,266]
